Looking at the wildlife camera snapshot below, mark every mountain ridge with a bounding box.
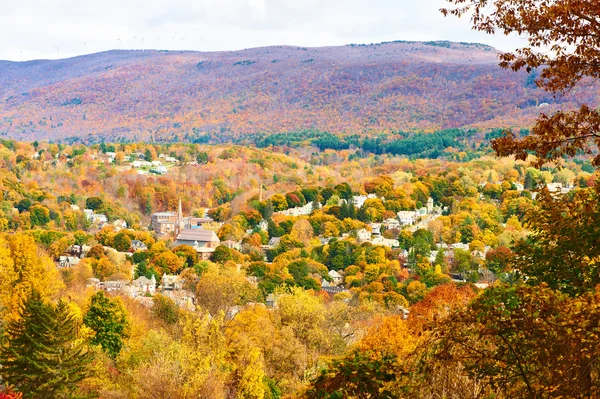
[0,40,593,142]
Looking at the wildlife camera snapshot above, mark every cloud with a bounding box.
[0,0,523,61]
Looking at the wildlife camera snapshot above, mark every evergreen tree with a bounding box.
[0,290,93,399]
[83,291,129,360]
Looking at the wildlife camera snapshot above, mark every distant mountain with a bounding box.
[0,41,594,142]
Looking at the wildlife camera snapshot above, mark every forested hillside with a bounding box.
[1,40,595,142]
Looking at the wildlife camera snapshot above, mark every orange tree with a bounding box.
[419,284,600,397]
[443,0,600,167]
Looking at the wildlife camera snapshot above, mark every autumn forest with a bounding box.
[2,0,600,398]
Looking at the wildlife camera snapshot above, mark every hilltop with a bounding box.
[0,40,594,142]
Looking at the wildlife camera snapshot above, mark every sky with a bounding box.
[0,0,527,61]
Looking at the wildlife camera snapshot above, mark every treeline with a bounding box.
[253,129,472,157]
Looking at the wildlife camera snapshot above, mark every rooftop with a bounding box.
[176,229,219,243]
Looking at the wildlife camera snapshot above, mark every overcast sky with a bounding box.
[0,0,526,61]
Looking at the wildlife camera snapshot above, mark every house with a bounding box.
[70,204,80,211]
[93,214,108,224]
[132,275,156,295]
[58,256,80,268]
[174,229,221,260]
[184,217,216,229]
[267,237,281,247]
[101,280,129,293]
[161,274,183,291]
[131,240,148,252]
[370,223,382,235]
[276,203,313,217]
[321,286,350,297]
[151,165,168,174]
[112,219,127,230]
[258,220,269,231]
[546,182,562,192]
[371,236,400,248]
[266,293,278,308]
[397,211,417,226]
[357,228,372,243]
[222,240,242,251]
[83,209,95,221]
[383,218,401,230]
[328,270,344,286]
[352,195,368,209]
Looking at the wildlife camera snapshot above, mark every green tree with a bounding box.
[83,291,129,359]
[0,290,93,399]
[112,231,132,252]
[85,197,103,211]
[196,151,209,164]
[28,205,50,227]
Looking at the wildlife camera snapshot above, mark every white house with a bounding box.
[370,223,382,235]
[397,211,417,226]
[112,219,127,230]
[328,270,344,286]
[352,195,368,209]
[371,236,400,248]
[83,209,95,221]
[132,275,156,295]
[357,228,372,243]
[383,218,401,230]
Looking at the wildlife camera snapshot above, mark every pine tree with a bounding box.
[0,290,93,399]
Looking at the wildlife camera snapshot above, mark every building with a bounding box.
[132,275,156,295]
[131,240,148,252]
[151,212,178,235]
[112,219,127,231]
[426,197,434,214]
[383,218,401,230]
[397,211,417,226]
[371,236,400,248]
[357,228,372,243]
[161,274,183,291]
[174,229,220,248]
[328,270,344,286]
[174,229,221,260]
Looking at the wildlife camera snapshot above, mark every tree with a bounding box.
[270,194,288,212]
[212,245,233,264]
[0,290,93,399]
[112,231,132,252]
[510,188,600,296]
[196,151,209,164]
[151,293,180,325]
[28,205,50,227]
[422,284,600,398]
[83,291,129,359]
[153,250,185,274]
[195,267,258,316]
[237,348,267,399]
[443,0,600,167]
[85,197,103,211]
